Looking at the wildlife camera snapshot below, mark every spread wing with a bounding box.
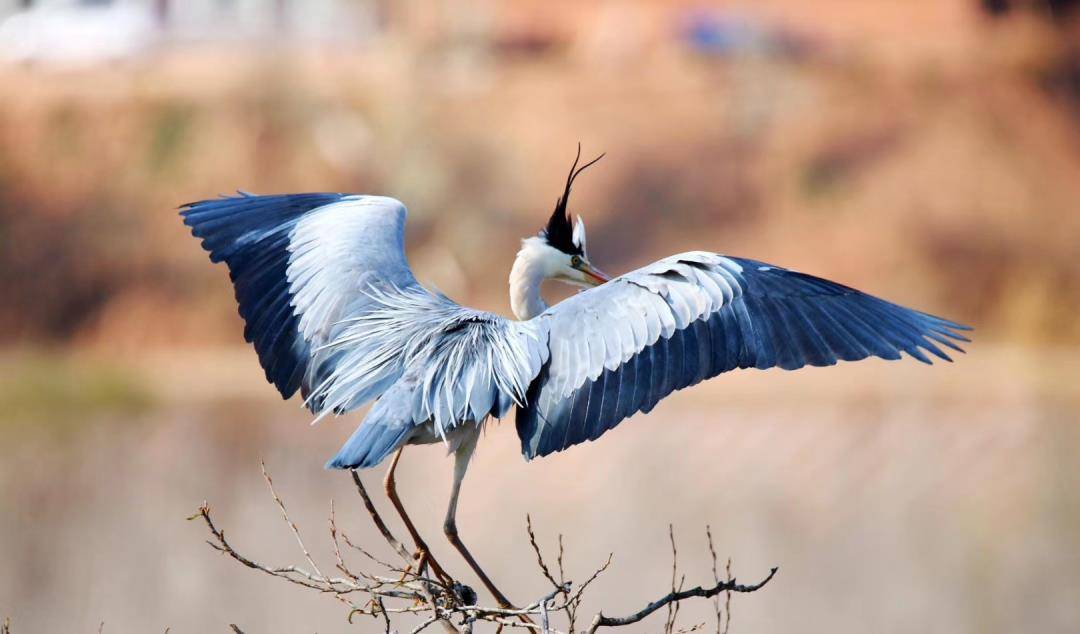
[516,252,971,459]
[182,193,425,414]
[183,192,548,470]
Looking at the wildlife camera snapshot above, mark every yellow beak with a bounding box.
[578,262,611,286]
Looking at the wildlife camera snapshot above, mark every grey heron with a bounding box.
[181,149,970,608]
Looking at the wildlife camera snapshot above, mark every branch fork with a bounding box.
[189,466,777,633]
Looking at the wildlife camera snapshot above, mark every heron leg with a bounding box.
[383,447,451,583]
[443,433,523,614]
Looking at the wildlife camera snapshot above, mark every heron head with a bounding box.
[533,147,609,288]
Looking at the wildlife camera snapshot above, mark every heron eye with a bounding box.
[570,256,582,267]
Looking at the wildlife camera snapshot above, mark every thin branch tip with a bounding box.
[195,467,776,633]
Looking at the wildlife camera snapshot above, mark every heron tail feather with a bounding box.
[325,382,417,470]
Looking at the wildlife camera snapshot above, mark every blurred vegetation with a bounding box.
[0,351,154,429]
[0,2,1076,354]
[0,3,1077,633]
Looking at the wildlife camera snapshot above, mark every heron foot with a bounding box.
[396,548,454,589]
[451,581,478,606]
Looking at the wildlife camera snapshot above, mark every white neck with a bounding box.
[509,244,550,321]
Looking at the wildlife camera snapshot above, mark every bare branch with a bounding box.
[190,502,342,592]
[585,567,779,633]
[666,525,679,634]
[556,534,566,587]
[261,462,327,582]
[705,526,721,634]
[572,553,613,599]
[328,500,364,585]
[723,558,733,634]
[412,614,444,634]
[193,467,775,634]
[526,514,561,590]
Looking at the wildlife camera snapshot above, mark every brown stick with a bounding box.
[585,567,778,633]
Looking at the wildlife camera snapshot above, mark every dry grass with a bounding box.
[0,4,1077,347]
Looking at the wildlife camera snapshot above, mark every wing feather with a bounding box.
[516,253,971,459]
[183,193,548,471]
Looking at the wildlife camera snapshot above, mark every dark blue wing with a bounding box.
[516,253,971,459]
[181,193,346,398]
[181,193,419,409]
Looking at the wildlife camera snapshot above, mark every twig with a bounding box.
[526,514,560,589]
[540,596,551,634]
[465,584,568,618]
[723,558,733,634]
[261,462,327,582]
[374,596,392,634]
[572,553,613,598]
[341,531,407,575]
[665,525,679,633]
[328,500,363,584]
[705,526,721,634]
[191,503,341,592]
[228,626,244,634]
[585,567,779,633]
[556,534,566,588]
[564,552,612,634]
[412,614,443,634]
[194,466,774,634]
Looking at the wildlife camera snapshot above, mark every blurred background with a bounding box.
[1,0,1078,632]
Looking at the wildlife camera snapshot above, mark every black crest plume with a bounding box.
[542,144,604,256]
